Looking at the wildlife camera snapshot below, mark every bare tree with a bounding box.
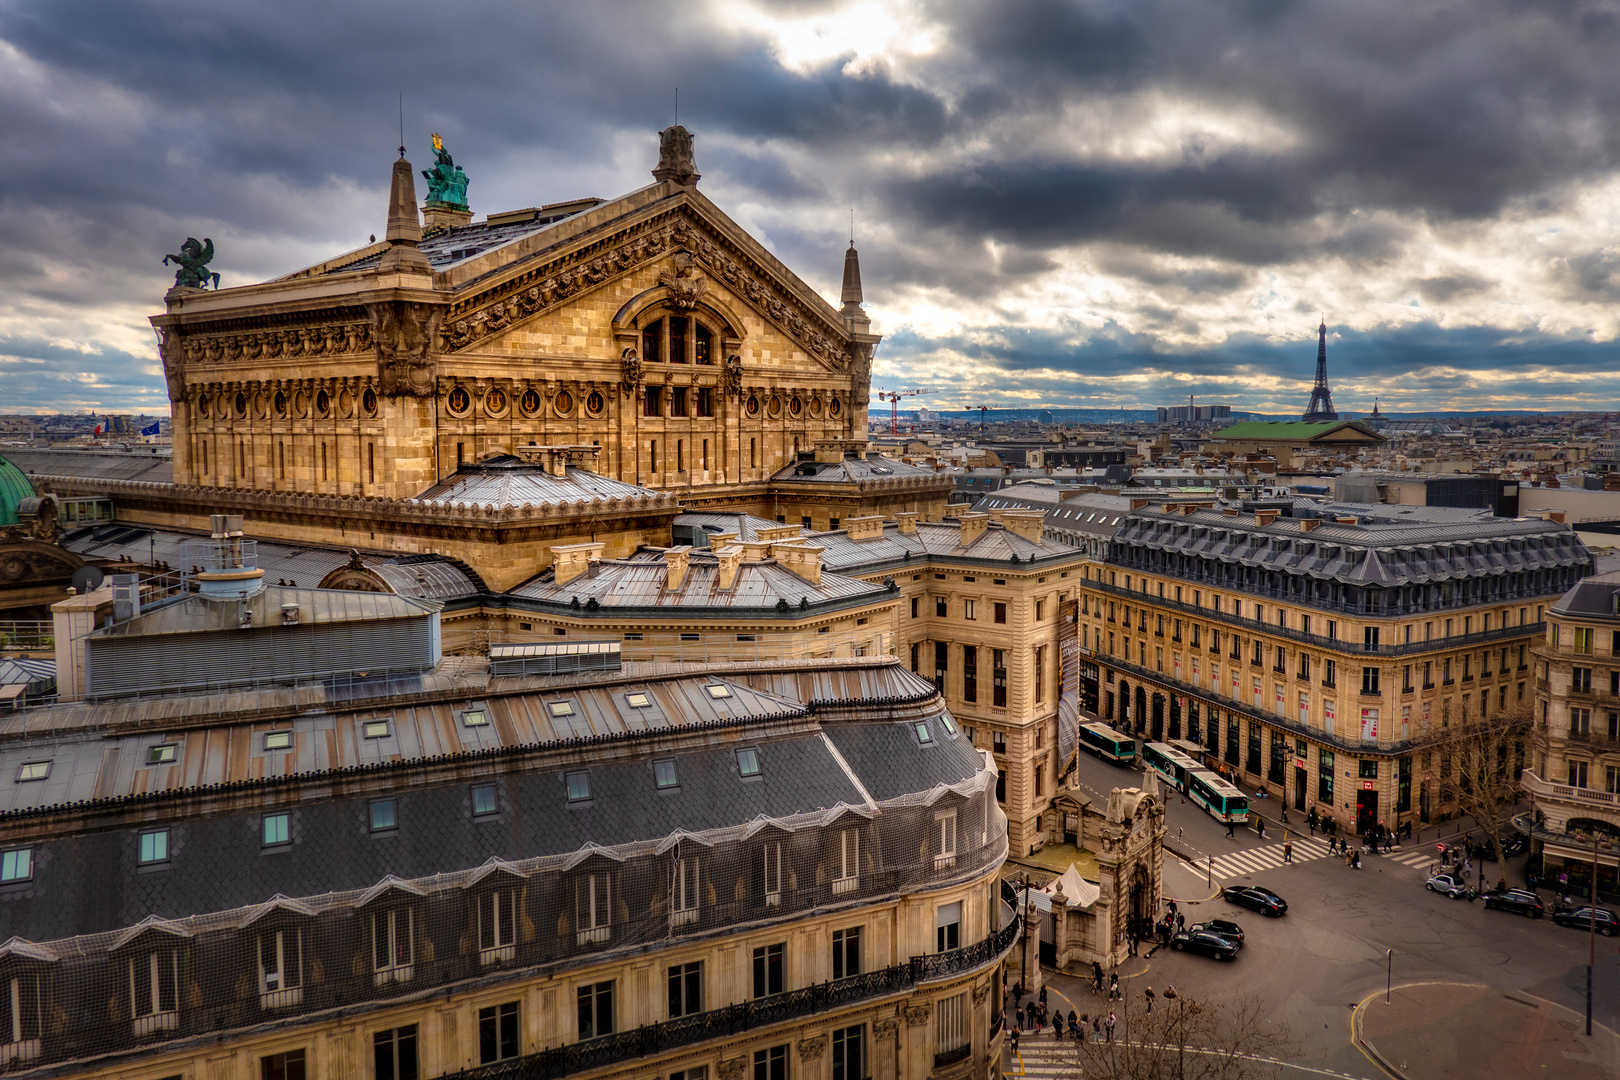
[1434,697,1532,884]
[1055,994,1296,1080]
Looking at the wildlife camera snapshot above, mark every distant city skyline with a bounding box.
[5,1,1620,415]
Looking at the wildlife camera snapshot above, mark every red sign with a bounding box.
[1361,781,1376,790]
[1294,758,1306,770]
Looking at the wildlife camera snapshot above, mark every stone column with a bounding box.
[1021,893,1043,994]
[1051,882,1070,969]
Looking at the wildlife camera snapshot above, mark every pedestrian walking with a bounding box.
[1106,1012,1117,1043]
[1352,849,1361,869]
[1093,1015,1102,1042]
[1039,986,1048,1009]
[1257,818,1267,840]
[1093,960,1105,993]
[1016,1006,1025,1031]
[1225,819,1236,838]
[1010,1028,1020,1053]
[1069,1010,1078,1037]
[1175,912,1186,933]
[1145,986,1156,1014]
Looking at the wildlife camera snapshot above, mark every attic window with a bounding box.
[654,760,679,789]
[16,761,49,782]
[940,715,959,736]
[566,771,591,802]
[915,722,933,744]
[626,692,651,708]
[548,701,576,718]
[370,799,397,832]
[706,684,733,699]
[264,731,293,751]
[737,748,761,777]
[363,719,391,739]
[147,744,177,765]
[462,708,489,728]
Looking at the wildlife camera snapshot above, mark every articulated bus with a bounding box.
[1187,770,1249,824]
[1168,739,1209,769]
[1078,722,1137,766]
[1141,742,1200,794]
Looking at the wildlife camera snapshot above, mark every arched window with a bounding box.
[640,313,726,366]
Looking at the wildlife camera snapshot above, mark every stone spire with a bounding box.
[840,241,864,314]
[378,155,432,274]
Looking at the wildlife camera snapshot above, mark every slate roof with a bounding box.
[3,447,174,484]
[1115,502,1591,586]
[315,198,607,275]
[0,659,986,943]
[409,458,662,507]
[1550,571,1620,619]
[808,520,1083,574]
[771,455,941,484]
[510,550,890,611]
[976,488,1133,543]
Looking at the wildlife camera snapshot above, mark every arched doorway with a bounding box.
[1168,696,1181,740]
[1129,864,1153,940]
[1118,680,1131,728]
[1150,693,1165,741]
[1134,686,1148,734]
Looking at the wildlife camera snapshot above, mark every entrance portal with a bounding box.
[1151,694,1165,741]
[1294,767,1307,811]
[1356,788,1379,835]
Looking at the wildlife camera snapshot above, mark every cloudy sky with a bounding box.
[6,0,1620,417]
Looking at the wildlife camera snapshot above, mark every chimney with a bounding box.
[51,581,114,703]
[1547,510,1568,526]
[895,511,919,534]
[1300,518,1322,533]
[741,540,771,562]
[986,508,1006,525]
[715,545,743,591]
[845,515,885,540]
[1130,498,1150,511]
[945,502,972,518]
[550,541,605,586]
[771,542,823,585]
[1335,516,1360,525]
[1255,509,1279,527]
[1003,510,1046,543]
[1177,503,1199,516]
[758,524,805,543]
[664,545,692,591]
[959,512,990,546]
[1223,507,1240,516]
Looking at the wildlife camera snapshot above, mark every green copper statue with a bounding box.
[164,237,219,290]
[422,133,469,209]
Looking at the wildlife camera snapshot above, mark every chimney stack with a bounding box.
[550,542,605,586]
[959,512,990,546]
[664,545,692,591]
[844,515,885,540]
[715,545,743,591]
[770,542,823,585]
[1003,510,1046,544]
[895,512,919,535]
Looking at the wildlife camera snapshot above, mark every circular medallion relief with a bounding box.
[197,395,210,419]
[315,389,331,416]
[554,389,575,416]
[362,387,377,416]
[293,389,309,417]
[586,390,605,416]
[829,396,843,418]
[273,390,288,417]
[447,386,471,415]
[788,396,803,418]
[767,395,783,418]
[337,388,354,417]
[809,397,824,418]
[745,395,761,418]
[485,386,508,415]
[519,388,541,416]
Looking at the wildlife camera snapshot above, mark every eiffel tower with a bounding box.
[1302,318,1338,422]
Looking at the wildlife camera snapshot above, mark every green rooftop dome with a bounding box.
[0,454,37,527]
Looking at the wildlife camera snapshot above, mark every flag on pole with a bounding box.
[141,421,160,436]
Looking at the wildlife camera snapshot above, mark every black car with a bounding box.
[1552,906,1620,935]
[1170,928,1238,960]
[1190,918,1245,947]
[1221,885,1288,917]
[1482,889,1543,918]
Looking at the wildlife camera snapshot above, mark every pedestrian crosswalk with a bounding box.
[1380,847,1439,872]
[1201,835,1334,879]
[1007,1034,1100,1077]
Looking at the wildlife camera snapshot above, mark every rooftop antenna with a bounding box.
[397,92,405,158]
[674,87,678,126]
[850,208,855,246]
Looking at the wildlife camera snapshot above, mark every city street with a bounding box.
[1003,746,1620,1077]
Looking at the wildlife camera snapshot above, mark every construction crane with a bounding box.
[876,387,939,434]
[974,404,1003,437]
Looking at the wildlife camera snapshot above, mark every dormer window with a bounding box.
[477,888,517,965]
[372,909,414,985]
[257,928,304,1007]
[146,744,176,765]
[671,845,700,927]
[833,828,860,895]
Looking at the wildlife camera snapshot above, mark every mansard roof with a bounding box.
[509,549,890,611]
[1114,502,1591,587]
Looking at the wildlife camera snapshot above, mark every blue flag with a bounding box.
[141,421,161,436]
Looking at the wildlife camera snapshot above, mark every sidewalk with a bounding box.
[1355,982,1620,1079]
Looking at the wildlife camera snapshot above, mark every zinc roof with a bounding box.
[511,553,890,610]
[93,585,441,639]
[4,447,174,484]
[410,461,662,508]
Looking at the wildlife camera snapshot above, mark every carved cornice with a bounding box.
[440,209,856,374]
[180,319,373,365]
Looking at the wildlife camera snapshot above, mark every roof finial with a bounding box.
[849,208,855,248]
[397,92,405,159]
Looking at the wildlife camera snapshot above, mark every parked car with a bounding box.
[1221,885,1287,917]
[1482,889,1543,917]
[1170,928,1239,960]
[1190,918,1245,947]
[1425,872,1471,898]
[1552,906,1620,936]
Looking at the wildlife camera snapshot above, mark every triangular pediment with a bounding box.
[440,196,857,376]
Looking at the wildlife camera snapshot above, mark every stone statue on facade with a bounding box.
[421,133,470,209]
[368,301,441,397]
[658,250,708,310]
[652,125,700,186]
[164,237,219,290]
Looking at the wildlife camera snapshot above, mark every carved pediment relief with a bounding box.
[439,210,855,374]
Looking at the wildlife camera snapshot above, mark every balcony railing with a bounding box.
[434,910,1020,1080]
[1087,580,1544,659]
[1521,770,1620,811]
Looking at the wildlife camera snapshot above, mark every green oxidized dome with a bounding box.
[0,455,37,527]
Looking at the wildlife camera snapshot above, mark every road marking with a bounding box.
[1205,837,1333,879]
[1008,1036,1374,1079]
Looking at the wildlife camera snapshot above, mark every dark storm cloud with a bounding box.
[6,0,1620,411]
